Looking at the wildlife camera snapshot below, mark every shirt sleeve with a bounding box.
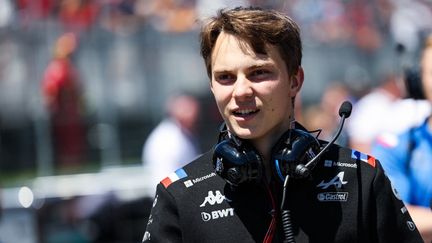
[371,160,423,243]
[142,183,182,243]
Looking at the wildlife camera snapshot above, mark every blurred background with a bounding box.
[0,0,431,242]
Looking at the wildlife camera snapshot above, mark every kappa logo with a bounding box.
[317,172,348,189]
[200,190,230,207]
[201,208,234,222]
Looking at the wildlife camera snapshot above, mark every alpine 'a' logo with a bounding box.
[200,190,230,207]
[317,172,348,189]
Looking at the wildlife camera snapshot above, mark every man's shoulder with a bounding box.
[319,143,379,172]
[159,150,225,193]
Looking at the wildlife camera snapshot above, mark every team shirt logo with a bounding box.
[161,168,188,188]
[201,208,234,222]
[390,181,402,201]
[152,194,158,208]
[317,192,349,202]
[351,150,376,167]
[200,190,234,222]
[317,171,348,189]
[406,221,416,231]
[324,160,332,167]
[142,231,151,242]
[184,172,217,188]
[184,180,193,187]
[324,159,357,169]
[200,190,230,207]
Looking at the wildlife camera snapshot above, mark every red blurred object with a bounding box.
[42,32,86,166]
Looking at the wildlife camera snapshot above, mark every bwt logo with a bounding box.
[200,190,229,207]
[201,208,234,222]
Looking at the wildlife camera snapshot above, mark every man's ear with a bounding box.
[289,66,304,97]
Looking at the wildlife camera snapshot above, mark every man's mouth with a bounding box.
[233,109,259,117]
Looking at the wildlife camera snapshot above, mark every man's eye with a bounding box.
[253,70,266,75]
[251,69,271,79]
[215,74,235,84]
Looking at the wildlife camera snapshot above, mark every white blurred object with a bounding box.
[390,0,432,53]
[0,0,14,28]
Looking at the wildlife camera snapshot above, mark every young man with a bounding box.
[143,7,423,242]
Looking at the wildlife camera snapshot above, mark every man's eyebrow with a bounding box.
[249,63,274,69]
[214,62,274,72]
[212,69,231,74]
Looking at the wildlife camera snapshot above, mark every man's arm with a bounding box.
[372,161,424,242]
[143,184,182,242]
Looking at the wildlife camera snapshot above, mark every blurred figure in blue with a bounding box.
[372,34,432,242]
[142,94,201,186]
[347,71,430,154]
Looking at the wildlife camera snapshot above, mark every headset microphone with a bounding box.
[294,100,352,178]
[280,101,353,243]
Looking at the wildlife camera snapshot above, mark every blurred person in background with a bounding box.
[135,0,198,33]
[41,32,86,168]
[302,81,352,147]
[57,0,99,34]
[372,34,432,242]
[346,71,430,154]
[142,93,201,187]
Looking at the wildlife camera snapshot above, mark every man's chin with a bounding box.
[230,128,256,140]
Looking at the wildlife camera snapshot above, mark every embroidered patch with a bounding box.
[161,168,188,188]
[351,150,376,167]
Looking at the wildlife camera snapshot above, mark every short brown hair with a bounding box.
[199,7,302,78]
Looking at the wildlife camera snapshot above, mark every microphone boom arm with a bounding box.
[303,113,347,170]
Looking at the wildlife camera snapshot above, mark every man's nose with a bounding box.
[233,75,253,99]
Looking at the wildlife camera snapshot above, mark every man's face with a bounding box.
[422,47,432,101]
[210,32,303,141]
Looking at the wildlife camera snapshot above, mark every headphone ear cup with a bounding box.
[271,129,320,181]
[213,138,263,186]
[404,66,425,100]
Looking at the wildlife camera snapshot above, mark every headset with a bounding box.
[395,40,427,100]
[404,65,425,100]
[212,125,320,186]
[212,101,352,187]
